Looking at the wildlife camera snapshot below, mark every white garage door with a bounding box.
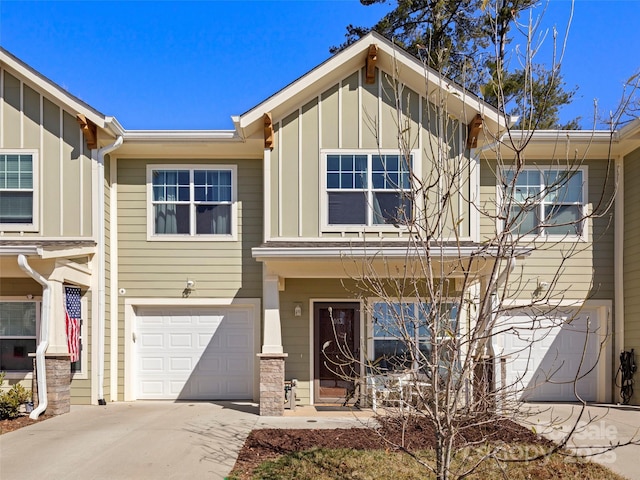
[498,308,603,402]
[135,306,255,400]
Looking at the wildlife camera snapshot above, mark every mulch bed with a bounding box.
[230,415,553,478]
[0,414,52,435]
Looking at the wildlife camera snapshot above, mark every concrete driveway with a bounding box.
[0,401,375,480]
[524,403,640,480]
[2,401,639,480]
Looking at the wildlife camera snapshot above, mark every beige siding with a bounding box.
[321,84,339,149]
[480,158,615,300]
[361,67,379,149]
[116,158,263,397]
[270,124,280,239]
[281,112,299,237]
[23,85,40,149]
[0,67,94,238]
[280,279,360,404]
[270,65,471,241]
[341,72,359,149]
[301,99,320,237]
[2,71,21,148]
[624,147,640,404]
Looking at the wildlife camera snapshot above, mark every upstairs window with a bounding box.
[503,168,586,238]
[0,152,37,229]
[148,165,236,240]
[325,153,413,227]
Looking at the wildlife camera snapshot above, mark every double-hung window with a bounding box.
[0,152,38,230]
[326,153,413,227]
[148,165,236,239]
[371,300,458,373]
[503,168,585,238]
[0,301,37,372]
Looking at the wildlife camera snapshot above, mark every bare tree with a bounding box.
[322,2,640,479]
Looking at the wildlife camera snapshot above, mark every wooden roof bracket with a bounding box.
[76,113,98,149]
[264,112,274,150]
[466,114,483,149]
[365,44,378,84]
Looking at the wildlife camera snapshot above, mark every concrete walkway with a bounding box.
[523,403,640,480]
[0,401,375,480]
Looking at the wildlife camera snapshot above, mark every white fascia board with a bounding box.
[238,31,506,136]
[122,129,240,143]
[0,48,106,128]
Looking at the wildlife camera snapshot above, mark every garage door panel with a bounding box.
[140,357,164,372]
[140,333,164,348]
[500,309,600,402]
[136,306,255,400]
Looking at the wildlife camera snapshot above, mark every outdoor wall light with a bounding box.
[294,303,302,317]
[183,279,196,298]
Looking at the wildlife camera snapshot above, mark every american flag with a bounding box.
[64,286,81,363]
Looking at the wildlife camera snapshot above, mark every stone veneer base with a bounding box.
[258,353,288,416]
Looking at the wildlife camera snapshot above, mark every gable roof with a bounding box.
[235,31,511,141]
[0,47,108,129]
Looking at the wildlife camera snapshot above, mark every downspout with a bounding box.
[614,155,624,376]
[97,136,123,405]
[17,254,51,420]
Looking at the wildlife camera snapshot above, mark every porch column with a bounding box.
[262,272,283,354]
[46,279,69,355]
[259,270,287,415]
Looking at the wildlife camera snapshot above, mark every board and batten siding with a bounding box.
[268,66,472,240]
[479,158,615,300]
[0,68,94,237]
[623,146,640,404]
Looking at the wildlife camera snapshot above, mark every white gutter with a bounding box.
[17,254,51,419]
[96,136,123,405]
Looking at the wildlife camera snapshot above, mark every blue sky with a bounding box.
[0,0,638,130]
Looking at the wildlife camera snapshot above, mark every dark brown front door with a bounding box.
[314,302,360,403]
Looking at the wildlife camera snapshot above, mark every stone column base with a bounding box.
[33,354,71,416]
[258,353,288,416]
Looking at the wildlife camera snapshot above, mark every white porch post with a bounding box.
[262,271,283,354]
[258,267,287,415]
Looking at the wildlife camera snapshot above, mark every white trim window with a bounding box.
[0,151,39,231]
[147,165,237,240]
[502,167,586,238]
[324,152,413,228]
[0,301,38,372]
[371,300,458,373]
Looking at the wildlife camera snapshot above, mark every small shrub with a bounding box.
[0,373,32,420]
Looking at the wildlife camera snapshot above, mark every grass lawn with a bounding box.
[229,445,627,480]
